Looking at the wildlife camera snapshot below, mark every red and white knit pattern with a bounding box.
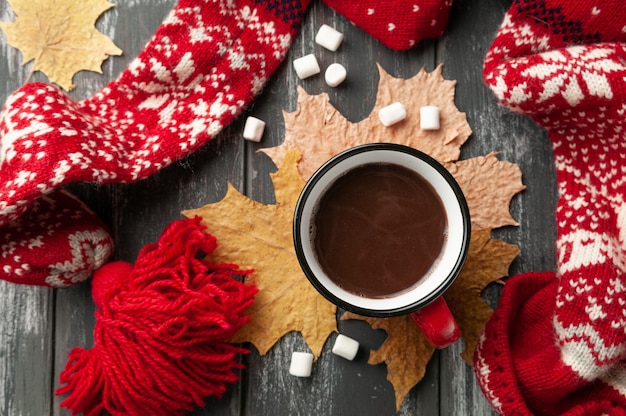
[487,12,626,373]
[0,0,309,286]
[322,0,453,50]
[0,0,307,227]
[0,189,113,286]
[475,1,626,414]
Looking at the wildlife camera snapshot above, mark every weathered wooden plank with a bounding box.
[52,282,96,416]
[238,1,446,415]
[438,0,556,415]
[0,283,53,416]
[53,0,247,410]
[438,0,512,414]
[0,2,56,415]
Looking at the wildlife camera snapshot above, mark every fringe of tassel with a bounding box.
[56,217,257,416]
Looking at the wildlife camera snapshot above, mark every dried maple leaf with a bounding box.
[0,0,122,91]
[182,149,337,358]
[260,64,473,180]
[342,229,519,411]
[446,152,526,230]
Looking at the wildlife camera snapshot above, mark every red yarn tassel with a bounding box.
[56,217,257,416]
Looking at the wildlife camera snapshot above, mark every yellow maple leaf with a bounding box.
[182,149,337,358]
[0,0,122,91]
[342,229,519,411]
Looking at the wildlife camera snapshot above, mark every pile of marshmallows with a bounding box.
[292,24,346,86]
[242,24,443,143]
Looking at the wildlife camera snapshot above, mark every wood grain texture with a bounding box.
[0,0,557,415]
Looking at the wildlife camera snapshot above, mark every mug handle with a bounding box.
[410,297,460,349]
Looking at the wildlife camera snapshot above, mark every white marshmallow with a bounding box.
[325,63,347,87]
[289,352,314,377]
[332,334,359,361]
[378,102,407,127]
[420,105,440,130]
[293,54,320,79]
[315,24,344,51]
[242,116,266,142]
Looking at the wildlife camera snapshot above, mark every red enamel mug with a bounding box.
[293,143,470,348]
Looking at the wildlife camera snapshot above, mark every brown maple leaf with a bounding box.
[260,64,473,180]
[342,228,519,411]
[182,149,337,358]
[0,0,122,91]
[446,153,526,230]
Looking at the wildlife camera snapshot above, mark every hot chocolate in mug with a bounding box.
[293,143,471,348]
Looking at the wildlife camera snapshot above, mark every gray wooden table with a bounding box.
[0,0,557,415]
